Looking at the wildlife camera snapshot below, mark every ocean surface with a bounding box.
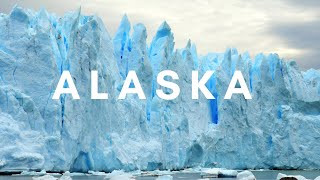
[0,170,319,180]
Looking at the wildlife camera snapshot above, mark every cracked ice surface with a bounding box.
[0,6,320,172]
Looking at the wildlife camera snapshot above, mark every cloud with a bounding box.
[271,21,320,50]
[266,1,320,69]
[284,0,320,9]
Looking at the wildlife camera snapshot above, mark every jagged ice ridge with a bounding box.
[0,7,319,172]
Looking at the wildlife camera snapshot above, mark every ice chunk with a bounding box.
[236,170,256,180]
[200,168,219,178]
[276,173,309,180]
[218,169,238,177]
[200,168,238,178]
[314,176,320,180]
[59,174,72,180]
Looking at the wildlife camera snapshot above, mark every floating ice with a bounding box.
[200,168,238,178]
[276,173,309,180]
[236,170,256,180]
[59,174,72,180]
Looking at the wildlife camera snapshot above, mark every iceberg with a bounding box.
[0,6,319,172]
[276,173,309,180]
[236,170,256,180]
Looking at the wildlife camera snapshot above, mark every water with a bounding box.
[0,170,319,180]
[137,173,234,180]
[252,170,320,180]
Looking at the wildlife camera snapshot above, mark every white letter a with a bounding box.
[52,71,80,100]
[224,71,252,99]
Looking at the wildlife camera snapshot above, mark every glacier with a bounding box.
[0,6,319,172]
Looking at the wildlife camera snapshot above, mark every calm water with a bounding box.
[0,170,319,180]
[252,170,320,180]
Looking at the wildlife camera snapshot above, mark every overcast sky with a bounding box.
[1,0,319,69]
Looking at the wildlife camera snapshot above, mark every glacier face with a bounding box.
[0,6,319,172]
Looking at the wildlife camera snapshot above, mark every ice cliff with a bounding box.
[0,7,319,172]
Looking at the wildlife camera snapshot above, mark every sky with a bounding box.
[0,0,319,70]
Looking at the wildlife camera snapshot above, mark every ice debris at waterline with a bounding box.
[276,173,309,180]
[0,6,319,172]
[236,170,256,180]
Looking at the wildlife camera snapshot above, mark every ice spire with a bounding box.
[154,21,171,40]
[113,14,132,78]
[114,14,131,42]
[149,21,174,57]
[10,5,29,23]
